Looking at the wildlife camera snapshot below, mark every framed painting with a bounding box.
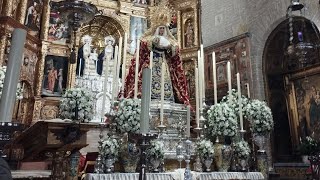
[129,16,148,55]
[216,61,228,84]
[24,0,43,37]
[289,66,320,141]
[48,10,70,44]
[41,55,68,97]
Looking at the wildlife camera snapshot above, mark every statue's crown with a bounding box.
[149,0,172,27]
[104,35,115,45]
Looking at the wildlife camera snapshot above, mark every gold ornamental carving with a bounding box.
[41,105,59,120]
[32,99,43,121]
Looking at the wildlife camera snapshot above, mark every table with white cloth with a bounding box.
[84,171,264,180]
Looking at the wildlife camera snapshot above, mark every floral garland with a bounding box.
[0,66,23,100]
[114,98,141,134]
[59,88,94,122]
[101,135,120,158]
[196,139,214,158]
[233,140,251,159]
[243,99,273,134]
[206,102,238,137]
[146,140,165,160]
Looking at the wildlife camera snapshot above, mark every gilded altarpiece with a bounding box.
[204,33,252,104]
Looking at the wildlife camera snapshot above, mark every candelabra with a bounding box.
[199,100,207,128]
[193,127,203,172]
[94,122,107,173]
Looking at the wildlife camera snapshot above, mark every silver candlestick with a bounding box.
[184,139,192,180]
[193,127,203,172]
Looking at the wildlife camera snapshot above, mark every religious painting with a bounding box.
[48,10,70,44]
[184,18,194,48]
[216,61,227,84]
[129,16,147,55]
[41,55,68,97]
[293,72,320,141]
[169,12,178,39]
[24,0,43,37]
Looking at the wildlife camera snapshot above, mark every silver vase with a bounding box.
[150,158,161,172]
[104,158,114,173]
[239,158,248,171]
[220,144,233,172]
[253,133,268,153]
[202,157,213,172]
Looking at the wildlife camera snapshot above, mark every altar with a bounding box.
[84,171,265,180]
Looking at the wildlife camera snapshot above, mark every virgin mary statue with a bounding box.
[123,3,190,106]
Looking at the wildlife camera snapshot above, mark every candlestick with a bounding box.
[227,61,232,101]
[200,44,205,100]
[116,37,123,96]
[237,73,244,131]
[134,39,140,99]
[197,51,203,114]
[101,54,110,119]
[140,68,151,134]
[246,82,251,98]
[195,67,200,128]
[212,52,217,105]
[186,105,190,137]
[160,62,165,125]
[111,46,119,105]
[121,33,128,95]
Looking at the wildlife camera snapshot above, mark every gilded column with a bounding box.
[35,43,48,97]
[40,0,50,41]
[1,0,13,16]
[0,31,8,66]
[177,10,182,47]
[17,0,28,25]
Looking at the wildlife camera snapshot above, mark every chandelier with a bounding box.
[51,0,100,63]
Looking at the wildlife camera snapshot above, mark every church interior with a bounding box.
[0,0,319,179]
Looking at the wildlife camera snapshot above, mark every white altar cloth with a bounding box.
[84,171,264,180]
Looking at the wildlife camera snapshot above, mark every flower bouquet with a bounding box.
[298,136,319,156]
[59,88,94,122]
[233,140,251,159]
[114,98,141,134]
[196,139,214,158]
[221,89,249,116]
[0,66,23,100]
[146,140,164,172]
[206,102,238,138]
[101,136,120,158]
[244,99,273,134]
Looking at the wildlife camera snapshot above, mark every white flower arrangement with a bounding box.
[59,88,94,122]
[114,98,141,133]
[0,66,23,100]
[101,136,120,158]
[206,102,238,137]
[233,140,251,159]
[221,89,249,117]
[244,99,273,134]
[196,139,214,158]
[146,140,165,160]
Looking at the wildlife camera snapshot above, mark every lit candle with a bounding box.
[134,39,140,99]
[195,67,200,128]
[111,45,119,105]
[212,52,217,104]
[200,44,205,100]
[197,50,203,112]
[160,61,165,125]
[116,36,123,96]
[186,105,190,137]
[140,68,151,134]
[122,33,128,94]
[246,82,251,98]
[227,61,232,99]
[101,54,110,119]
[237,73,244,131]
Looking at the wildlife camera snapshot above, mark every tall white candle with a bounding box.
[200,44,206,100]
[237,73,244,131]
[197,51,203,112]
[212,52,217,104]
[186,105,190,137]
[140,68,151,134]
[195,67,200,128]
[160,61,165,125]
[116,36,123,95]
[78,59,82,76]
[101,55,110,119]
[111,45,119,105]
[246,83,251,98]
[134,39,140,99]
[149,51,153,104]
[121,33,128,94]
[227,61,232,100]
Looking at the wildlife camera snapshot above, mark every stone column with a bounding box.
[17,0,28,25]
[1,0,13,16]
[0,28,27,122]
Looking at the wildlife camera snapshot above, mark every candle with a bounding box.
[227,61,232,100]
[134,39,140,99]
[186,105,190,137]
[111,45,119,105]
[246,82,250,98]
[149,51,153,103]
[195,67,200,128]
[101,53,110,119]
[78,58,82,76]
[121,33,128,94]
[200,44,205,100]
[212,52,217,104]
[116,36,123,96]
[160,61,165,125]
[237,73,244,131]
[140,68,151,134]
[197,50,203,112]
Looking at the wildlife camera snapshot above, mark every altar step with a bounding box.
[273,162,311,180]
